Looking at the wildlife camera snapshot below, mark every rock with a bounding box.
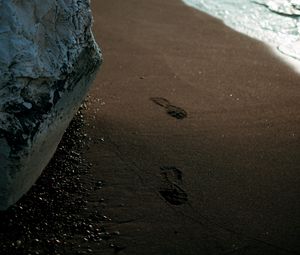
[0,0,102,210]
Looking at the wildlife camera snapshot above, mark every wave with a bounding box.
[182,0,300,69]
[253,0,300,16]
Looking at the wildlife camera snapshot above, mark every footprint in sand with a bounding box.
[159,166,188,205]
[166,105,187,120]
[150,97,187,120]
[150,97,170,107]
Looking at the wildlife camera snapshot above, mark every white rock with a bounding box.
[0,0,102,210]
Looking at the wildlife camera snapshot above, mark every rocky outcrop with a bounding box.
[0,0,102,210]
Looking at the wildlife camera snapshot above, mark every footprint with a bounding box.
[166,105,187,119]
[159,166,188,205]
[150,97,187,119]
[150,97,170,107]
[159,185,188,205]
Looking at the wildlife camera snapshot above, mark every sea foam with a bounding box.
[182,0,300,72]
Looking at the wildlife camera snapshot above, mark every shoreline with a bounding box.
[181,0,300,74]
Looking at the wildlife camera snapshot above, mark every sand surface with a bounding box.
[0,0,299,254]
[82,0,300,254]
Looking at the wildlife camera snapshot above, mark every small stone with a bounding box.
[23,102,33,109]
[112,231,120,236]
[95,180,103,187]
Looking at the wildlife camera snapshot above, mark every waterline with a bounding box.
[182,0,300,73]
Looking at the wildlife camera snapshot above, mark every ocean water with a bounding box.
[182,0,300,71]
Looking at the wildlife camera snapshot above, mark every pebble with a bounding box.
[0,111,114,255]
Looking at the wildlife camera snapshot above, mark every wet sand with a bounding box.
[87,0,300,254]
[0,0,299,254]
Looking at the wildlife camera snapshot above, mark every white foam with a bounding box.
[182,0,300,73]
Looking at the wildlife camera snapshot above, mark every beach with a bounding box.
[0,0,299,254]
[88,0,300,254]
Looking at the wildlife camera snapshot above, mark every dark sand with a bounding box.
[87,0,300,254]
[0,0,299,254]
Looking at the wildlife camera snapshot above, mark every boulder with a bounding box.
[0,0,102,210]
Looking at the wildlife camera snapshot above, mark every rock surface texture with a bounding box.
[0,0,102,210]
